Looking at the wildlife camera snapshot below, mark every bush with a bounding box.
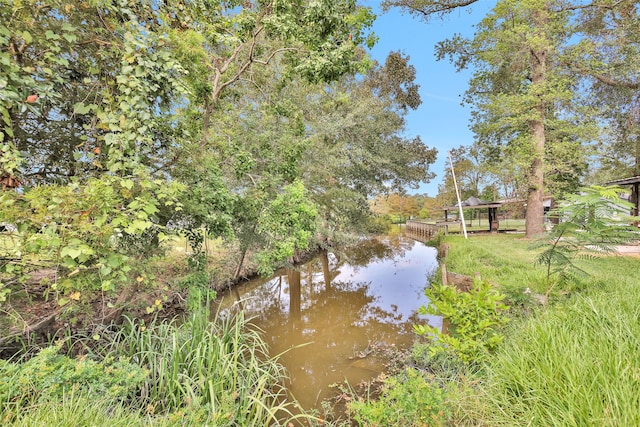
[0,345,147,423]
[415,278,509,364]
[348,368,450,426]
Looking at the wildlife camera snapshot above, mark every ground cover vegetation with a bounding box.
[1,304,319,426]
[423,233,640,426]
[2,0,640,425]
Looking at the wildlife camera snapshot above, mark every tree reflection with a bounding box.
[287,268,301,322]
[217,235,437,410]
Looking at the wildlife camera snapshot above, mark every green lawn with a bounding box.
[441,234,640,426]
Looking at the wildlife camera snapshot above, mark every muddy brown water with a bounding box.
[216,230,439,411]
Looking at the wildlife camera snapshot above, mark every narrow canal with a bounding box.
[216,228,439,411]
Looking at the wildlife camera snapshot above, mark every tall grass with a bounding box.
[98,305,313,426]
[6,392,153,427]
[476,290,640,426]
[442,234,640,425]
[2,304,315,425]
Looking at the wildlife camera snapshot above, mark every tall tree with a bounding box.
[572,1,640,182]
[386,0,596,238]
[300,52,437,235]
[164,0,376,141]
[164,0,379,276]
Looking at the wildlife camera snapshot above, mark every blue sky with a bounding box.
[365,2,494,196]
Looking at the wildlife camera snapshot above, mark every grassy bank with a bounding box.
[439,234,640,425]
[0,304,317,426]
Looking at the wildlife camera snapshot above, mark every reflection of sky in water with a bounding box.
[336,242,438,321]
[221,238,443,329]
[218,235,442,411]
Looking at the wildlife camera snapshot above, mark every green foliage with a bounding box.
[347,368,450,427]
[94,306,310,426]
[532,185,638,298]
[411,341,467,381]
[0,345,146,422]
[0,306,319,425]
[256,180,318,275]
[3,394,152,427]
[415,278,509,364]
[415,234,640,425]
[0,0,186,312]
[479,287,640,426]
[1,175,180,305]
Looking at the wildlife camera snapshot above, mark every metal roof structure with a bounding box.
[605,175,640,186]
[443,196,502,211]
[604,176,640,217]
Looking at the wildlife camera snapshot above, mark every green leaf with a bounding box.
[63,33,78,43]
[45,30,60,40]
[106,254,123,268]
[21,31,33,44]
[73,102,92,115]
[121,179,134,190]
[62,247,82,260]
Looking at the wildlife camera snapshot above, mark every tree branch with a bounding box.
[384,0,480,20]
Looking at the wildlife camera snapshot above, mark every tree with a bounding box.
[300,52,437,235]
[533,185,638,299]
[164,1,379,277]
[387,0,596,238]
[0,0,380,315]
[163,0,376,141]
[572,1,640,182]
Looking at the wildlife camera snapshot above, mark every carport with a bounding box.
[443,196,503,233]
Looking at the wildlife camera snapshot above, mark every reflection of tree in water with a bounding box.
[246,253,417,404]
[217,237,435,410]
[337,235,414,269]
[256,276,418,407]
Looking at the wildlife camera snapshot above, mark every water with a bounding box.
[216,231,439,410]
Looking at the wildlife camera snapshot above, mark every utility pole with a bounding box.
[449,150,468,239]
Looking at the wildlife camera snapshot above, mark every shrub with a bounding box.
[415,278,509,364]
[0,345,147,423]
[347,368,450,426]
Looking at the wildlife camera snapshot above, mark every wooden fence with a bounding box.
[405,220,449,239]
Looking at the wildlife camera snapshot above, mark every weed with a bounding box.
[347,368,450,426]
[96,304,313,425]
[415,278,510,365]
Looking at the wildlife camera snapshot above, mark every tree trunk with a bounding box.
[525,5,548,239]
[233,247,248,281]
[526,118,545,238]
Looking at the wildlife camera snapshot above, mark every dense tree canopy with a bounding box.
[0,0,438,306]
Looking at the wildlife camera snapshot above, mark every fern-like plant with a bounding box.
[532,185,639,299]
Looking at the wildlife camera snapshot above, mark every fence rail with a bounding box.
[405,220,449,239]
